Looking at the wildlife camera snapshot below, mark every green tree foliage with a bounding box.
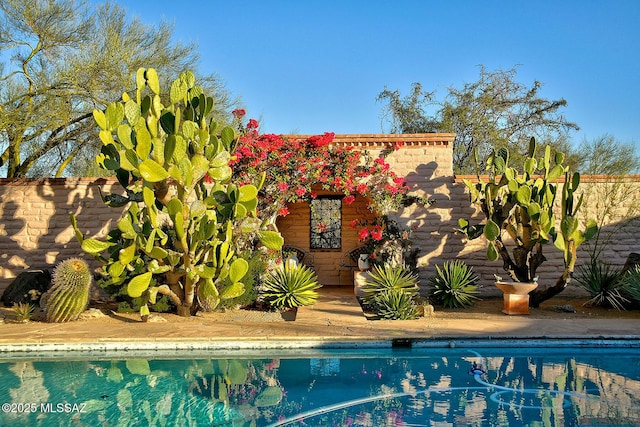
[377,66,579,173]
[575,134,640,262]
[0,0,233,178]
[376,82,439,134]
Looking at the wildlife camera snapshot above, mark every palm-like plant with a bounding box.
[429,260,480,308]
[261,264,321,310]
[362,264,419,305]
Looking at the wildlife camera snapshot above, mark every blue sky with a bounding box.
[113,0,640,148]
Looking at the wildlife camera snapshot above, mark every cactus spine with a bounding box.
[41,258,91,322]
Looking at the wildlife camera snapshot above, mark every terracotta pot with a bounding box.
[280,307,298,321]
[495,281,539,315]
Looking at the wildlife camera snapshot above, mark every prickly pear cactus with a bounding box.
[458,138,597,305]
[41,258,91,322]
[71,68,283,318]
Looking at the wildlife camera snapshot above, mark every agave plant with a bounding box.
[12,302,35,323]
[621,265,640,306]
[261,264,321,310]
[371,289,420,320]
[428,260,479,308]
[576,260,628,310]
[361,263,419,306]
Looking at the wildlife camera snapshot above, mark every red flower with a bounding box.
[277,182,288,191]
[295,187,306,196]
[310,191,317,199]
[343,195,355,204]
[358,227,370,241]
[393,177,405,186]
[349,219,359,229]
[371,226,383,241]
[278,206,290,216]
[232,109,246,119]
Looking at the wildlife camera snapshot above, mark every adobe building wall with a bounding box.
[0,178,126,294]
[276,133,456,286]
[0,135,639,298]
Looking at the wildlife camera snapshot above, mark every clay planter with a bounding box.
[280,307,298,321]
[495,281,539,315]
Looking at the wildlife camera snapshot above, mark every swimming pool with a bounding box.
[1,345,639,426]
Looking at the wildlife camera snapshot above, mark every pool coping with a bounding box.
[2,335,640,360]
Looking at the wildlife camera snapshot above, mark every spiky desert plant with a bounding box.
[41,258,91,322]
[621,265,640,306]
[12,302,35,323]
[458,138,598,306]
[372,289,419,320]
[576,260,628,310]
[361,263,419,306]
[261,264,321,310]
[429,260,480,308]
[71,68,283,318]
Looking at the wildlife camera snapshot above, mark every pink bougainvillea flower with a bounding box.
[371,228,383,241]
[278,206,290,216]
[247,118,259,129]
[358,227,370,241]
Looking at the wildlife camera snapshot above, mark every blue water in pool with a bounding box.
[1,347,639,426]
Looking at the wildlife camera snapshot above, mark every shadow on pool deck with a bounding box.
[1,287,639,350]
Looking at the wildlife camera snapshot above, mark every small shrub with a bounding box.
[371,289,420,320]
[575,260,628,310]
[429,260,479,308]
[13,302,35,322]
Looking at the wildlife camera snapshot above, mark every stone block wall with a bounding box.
[0,178,126,293]
[0,134,639,298]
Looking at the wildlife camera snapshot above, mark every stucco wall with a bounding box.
[1,134,639,297]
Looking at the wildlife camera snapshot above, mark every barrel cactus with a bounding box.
[41,258,91,322]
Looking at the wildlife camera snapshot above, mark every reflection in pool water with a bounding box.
[1,347,639,426]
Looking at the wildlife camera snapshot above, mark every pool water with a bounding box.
[1,347,639,426]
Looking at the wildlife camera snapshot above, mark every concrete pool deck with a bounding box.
[1,287,639,353]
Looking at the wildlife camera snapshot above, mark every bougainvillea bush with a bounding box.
[227,111,413,222]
